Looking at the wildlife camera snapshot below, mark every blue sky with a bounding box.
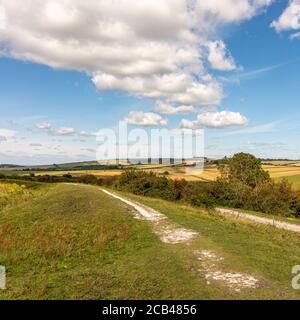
[0,0,300,164]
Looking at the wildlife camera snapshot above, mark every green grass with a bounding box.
[0,183,213,300]
[117,191,300,299]
[2,182,300,299]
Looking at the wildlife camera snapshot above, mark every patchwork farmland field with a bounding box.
[2,160,300,187]
[274,175,300,190]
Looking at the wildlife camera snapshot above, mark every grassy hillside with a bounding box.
[117,191,300,299]
[1,182,300,299]
[0,183,210,300]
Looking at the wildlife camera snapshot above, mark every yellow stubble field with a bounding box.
[15,161,300,187]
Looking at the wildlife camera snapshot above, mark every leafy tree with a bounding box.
[218,152,270,188]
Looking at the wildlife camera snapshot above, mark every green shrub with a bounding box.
[245,179,293,216]
[209,179,251,208]
[291,193,300,217]
[114,168,298,216]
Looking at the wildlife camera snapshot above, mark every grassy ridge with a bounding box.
[1,182,300,299]
[118,191,300,299]
[0,183,209,300]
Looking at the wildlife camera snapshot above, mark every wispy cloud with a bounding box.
[36,122,76,136]
[289,31,300,40]
[220,62,291,84]
[245,141,286,150]
[35,122,102,138]
[30,143,43,147]
[36,122,51,130]
[237,63,287,80]
[222,121,278,136]
[0,128,16,139]
[50,127,76,136]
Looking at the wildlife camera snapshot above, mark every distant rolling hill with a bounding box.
[0,160,123,172]
[0,164,22,169]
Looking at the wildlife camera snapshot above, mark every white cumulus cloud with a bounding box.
[180,111,248,129]
[271,0,300,33]
[0,0,273,111]
[194,0,273,28]
[0,4,7,30]
[125,111,168,126]
[92,72,223,106]
[154,101,195,115]
[207,40,237,71]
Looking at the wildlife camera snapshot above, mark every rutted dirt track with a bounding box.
[101,189,198,244]
[216,208,300,233]
[101,189,262,292]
